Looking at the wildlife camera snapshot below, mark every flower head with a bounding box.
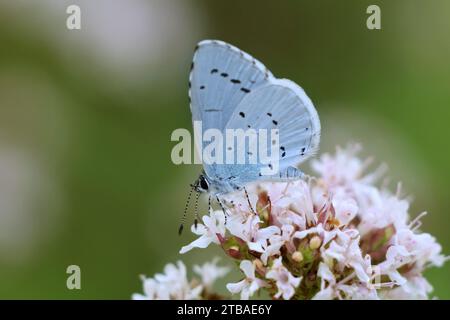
[133,261,202,300]
[140,144,447,300]
[193,258,230,290]
[226,260,268,300]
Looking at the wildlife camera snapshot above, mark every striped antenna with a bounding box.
[178,185,194,235]
[194,191,200,229]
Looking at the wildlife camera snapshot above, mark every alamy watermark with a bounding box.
[367,5,381,30]
[66,265,81,290]
[171,121,280,176]
[66,4,81,30]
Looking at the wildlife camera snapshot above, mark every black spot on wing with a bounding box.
[239,112,245,118]
[241,88,251,93]
[230,79,241,84]
[267,112,272,117]
[272,120,278,125]
[221,73,228,78]
[200,85,205,90]
[211,68,218,74]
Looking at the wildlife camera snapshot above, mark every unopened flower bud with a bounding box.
[253,258,264,270]
[229,245,239,252]
[309,236,322,250]
[292,251,304,263]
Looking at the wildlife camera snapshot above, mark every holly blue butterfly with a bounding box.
[179,40,320,234]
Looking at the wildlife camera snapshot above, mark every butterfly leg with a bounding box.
[216,195,229,224]
[208,195,212,214]
[244,187,256,215]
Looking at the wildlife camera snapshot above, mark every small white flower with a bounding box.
[312,144,386,189]
[226,212,281,255]
[358,191,409,235]
[193,258,230,290]
[133,261,202,300]
[377,245,412,285]
[260,235,284,265]
[312,144,365,187]
[248,225,281,253]
[260,225,294,265]
[314,262,378,300]
[293,223,325,240]
[375,228,447,288]
[332,193,358,226]
[257,181,315,228]
[313,262,336,300]
[321,229,372,283]
[266,257,301,300]
[226,260,267,300]
[132,277,158,300]
[179,211,225,254]
[379,276,432,300]
[338,283,379,300]
[394,228,446,269]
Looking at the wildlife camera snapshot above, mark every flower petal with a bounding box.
[179,235,213,254]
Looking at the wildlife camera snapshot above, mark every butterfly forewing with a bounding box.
[189,40,272,131]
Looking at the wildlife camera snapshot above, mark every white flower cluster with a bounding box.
[132,258,229,300]
[177,145,447,300]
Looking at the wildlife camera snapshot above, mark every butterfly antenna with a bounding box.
[244,187,256,215]
[208,195,212,213]
[194,191,200,229]
[179,186,194,235]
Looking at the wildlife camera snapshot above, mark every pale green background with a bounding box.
[0,0,448,298]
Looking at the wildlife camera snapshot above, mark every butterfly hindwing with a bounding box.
[224,79,320,183]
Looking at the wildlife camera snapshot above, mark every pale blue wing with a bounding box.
[189,40,272,131]
[212,78,320,188]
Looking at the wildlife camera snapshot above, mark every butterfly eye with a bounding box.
[199,176,209,190]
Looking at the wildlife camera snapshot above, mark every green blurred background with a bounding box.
[0,0,449,299]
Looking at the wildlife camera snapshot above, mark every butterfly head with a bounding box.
[192,173,210,193]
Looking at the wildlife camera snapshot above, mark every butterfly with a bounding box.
[179,39,320,234]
